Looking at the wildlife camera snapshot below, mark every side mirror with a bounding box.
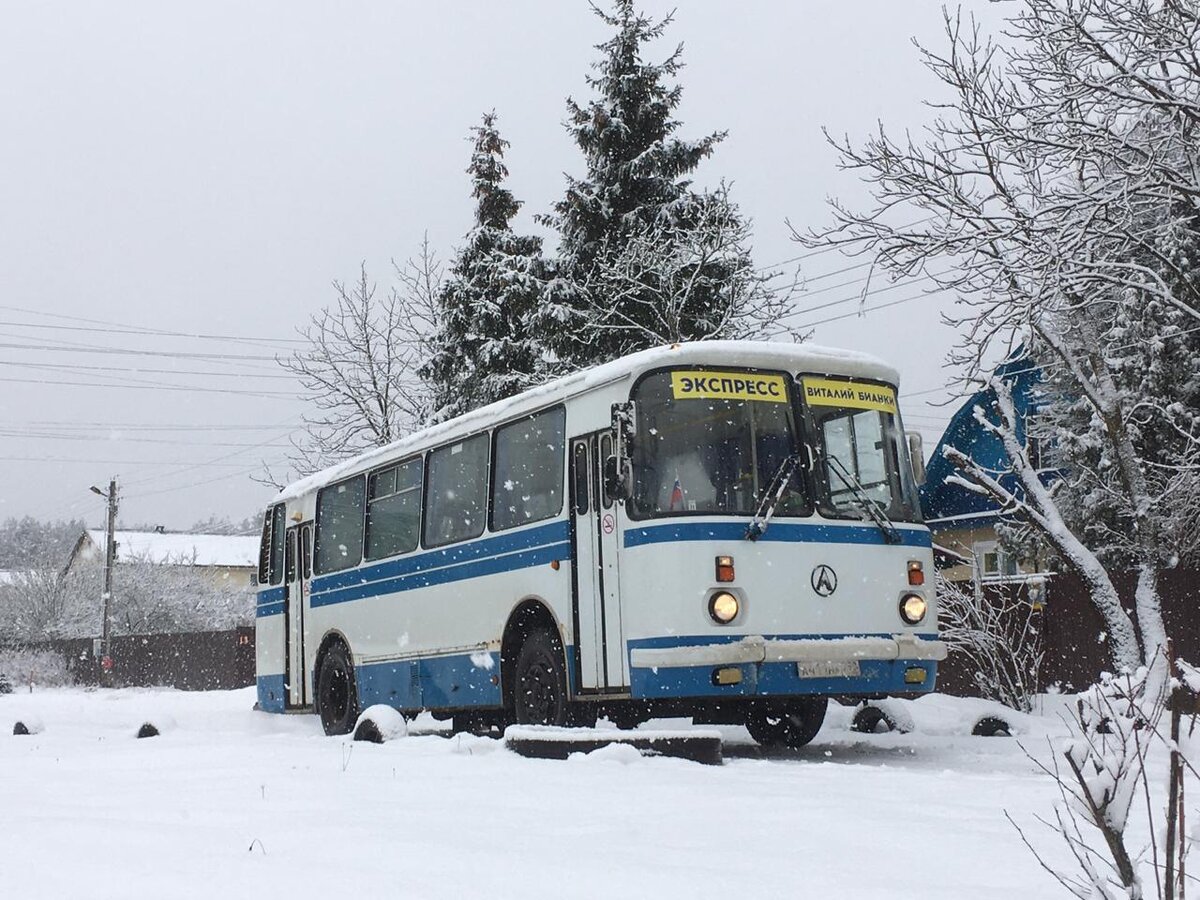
[249,571,260,588]
[906,432,927,486]
[603,455,632,502]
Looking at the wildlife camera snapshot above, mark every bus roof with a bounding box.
[275,340,899,502]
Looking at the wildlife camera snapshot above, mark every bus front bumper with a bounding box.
[626,634,946,700]
[629,634,947,669]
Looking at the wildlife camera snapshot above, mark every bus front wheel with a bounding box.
[513,629,568,726]
[746,698,828,749]
[316,642,360,736]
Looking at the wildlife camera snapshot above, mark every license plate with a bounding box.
[797,660,861,679]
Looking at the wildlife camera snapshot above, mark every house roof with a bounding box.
[919,352,1047,526]
[82,531,259,568]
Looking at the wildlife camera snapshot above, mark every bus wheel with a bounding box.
[746,698,828,749]
[316,643,360,736]
[513,629,568,726]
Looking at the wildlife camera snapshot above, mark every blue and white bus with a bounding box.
[255,341,945,747]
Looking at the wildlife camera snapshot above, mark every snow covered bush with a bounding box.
[0,647,74,689]
[1014,663,1193,899]
[937,572,1043,713]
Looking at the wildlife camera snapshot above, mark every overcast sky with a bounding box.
[0,1,997,531]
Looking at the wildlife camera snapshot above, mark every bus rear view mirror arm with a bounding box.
[604,454,632,502]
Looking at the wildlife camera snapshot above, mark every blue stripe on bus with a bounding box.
[255,586,287,618]
[310,519,570,596]
[629,657,938,699]
[622,521,932,549]
[256,674,286,712]
[310,541,570,609]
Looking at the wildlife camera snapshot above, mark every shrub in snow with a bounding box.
[13,715,44,735]
[937,573,1043,713]
[134,714,175,739]
[353,705,408,743]
[1014,658,1192,898]
[851,703,913,735]
[970,716,1012,738]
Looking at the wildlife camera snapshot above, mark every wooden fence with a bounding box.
[28,627,255,691]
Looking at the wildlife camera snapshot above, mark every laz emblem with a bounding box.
[810,564,838,597]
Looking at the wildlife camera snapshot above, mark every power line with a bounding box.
[123,462,280,501]
[0,337,280,363]
[756,214,939,272]
[790,287,937,330]
[0,375,296,398]
[0,304,306,348]
[14,421,292,432]
[118,418,301,489]
[0,359,297,380]
[0,430,293,448]
[0,455,287,468]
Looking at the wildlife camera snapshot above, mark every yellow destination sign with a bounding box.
[802,377,897,415]
[670,371,788,403]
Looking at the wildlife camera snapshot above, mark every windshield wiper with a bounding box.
[745,454,801,541]
[826,456,902,545]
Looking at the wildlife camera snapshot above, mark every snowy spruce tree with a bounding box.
[543,1,789,368]
[423,112,546,421]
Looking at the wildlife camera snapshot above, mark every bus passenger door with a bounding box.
[571,439,603,690]
[570,432,628,693]
[284,524,310,708]
[595,432,627,689]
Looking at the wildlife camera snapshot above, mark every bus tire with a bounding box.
[746,698,828,749]
[513,629,568,726]
[316,642,360,736]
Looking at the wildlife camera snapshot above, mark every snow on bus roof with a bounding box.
[276,340,899,502]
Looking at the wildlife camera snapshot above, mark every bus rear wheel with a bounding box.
[316,642,360,736]
[746,698,828,749]
[513,629,568,726]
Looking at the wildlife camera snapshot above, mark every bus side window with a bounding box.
[423,433,489,548]
[285,529,296,584]
[600,434,614,510]
[573,443,589,515]
[491,407,566,530]
[259,504,286,585]
[314,475,366,574]
[365,457,423,560]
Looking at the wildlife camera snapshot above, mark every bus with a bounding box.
[254,341,945,747]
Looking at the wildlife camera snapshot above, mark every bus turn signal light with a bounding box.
[715,556,735,582]
[907,560,925,586]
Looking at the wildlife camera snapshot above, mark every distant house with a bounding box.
[64,529,259,590]
[919,355,1054,587]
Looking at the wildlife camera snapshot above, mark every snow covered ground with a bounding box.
[1,688,1089,898]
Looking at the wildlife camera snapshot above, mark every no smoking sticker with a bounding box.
[602,514,615,534]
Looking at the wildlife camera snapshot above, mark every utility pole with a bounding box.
[90,478,118,686]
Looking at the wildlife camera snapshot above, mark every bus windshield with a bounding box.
[629,369,807,519]
[800,376,921,523]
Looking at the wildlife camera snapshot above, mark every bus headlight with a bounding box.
[899,593,927,625]
[709,591,740,624]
